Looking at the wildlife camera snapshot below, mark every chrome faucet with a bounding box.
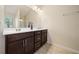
[28,22,33,30]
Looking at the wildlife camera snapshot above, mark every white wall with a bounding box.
[40,5,79,53]
[0,6,5,54]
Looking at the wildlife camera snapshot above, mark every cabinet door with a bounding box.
[7,40,24,54]
[24,37,34,54]
[42,30,47,45]
[18,40,24,53]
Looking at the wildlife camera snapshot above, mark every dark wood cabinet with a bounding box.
[5,29,47,54]
[35,41,41,50]
[24,37,34,54]
[7,40,24,54]
[42,30,47,45]
[34,31,42,51]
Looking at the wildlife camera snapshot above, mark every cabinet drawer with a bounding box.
[35,35,41,42]
[42,30,47,34]
[6,32,34,43]
[35,41,41,50]
[35,31,41,35]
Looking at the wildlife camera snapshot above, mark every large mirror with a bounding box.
[4,5,33,28]
[4,5,41,29]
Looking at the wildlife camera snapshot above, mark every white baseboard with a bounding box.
[53,43,79,54]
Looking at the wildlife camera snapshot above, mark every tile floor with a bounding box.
[35,43,76,54]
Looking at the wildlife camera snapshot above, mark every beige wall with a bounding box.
[40,5,79,52]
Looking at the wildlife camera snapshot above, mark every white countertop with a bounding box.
[3,28,47,35]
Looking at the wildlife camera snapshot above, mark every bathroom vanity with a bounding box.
[3,5,47,54]
[4,29,47,54]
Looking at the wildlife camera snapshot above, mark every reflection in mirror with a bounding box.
[4,5,17,28]
[18,6,32,28]
[19,16,26,28]
[4,5,42,29]
[4,16,14,28]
